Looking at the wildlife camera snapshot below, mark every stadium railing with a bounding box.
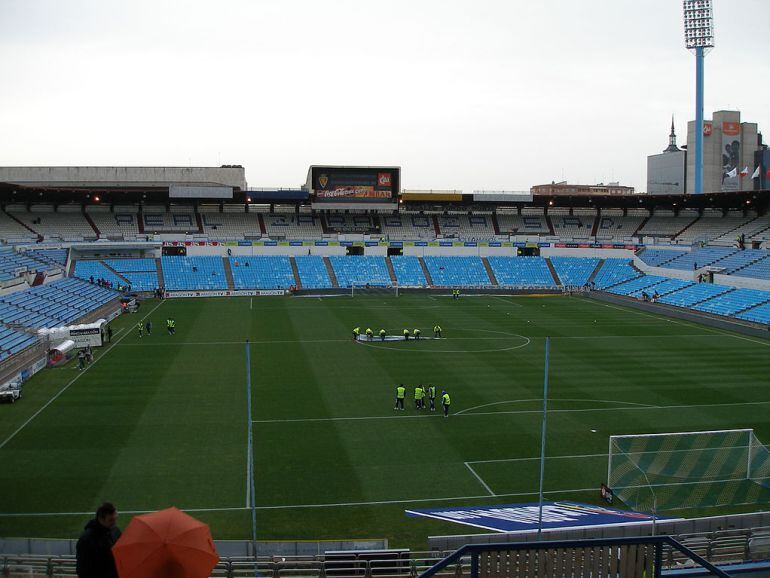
[417,536,731,578]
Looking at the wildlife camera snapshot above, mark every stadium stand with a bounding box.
[692,288,770,317]
[592,259,640,289]
[643,277,694,296]
[0,278,118,330]
[0,248,61,281]
[436,214,495,240]
[495,208,550,235]
[736,302,770,324]
[324,213,378,234]
[142,206,198,233]
[380,213,435,239]
[229,256,295,289]
[733,257,770,281]
[8,205,97,241]
[329,256,390,287]
[86,205,141,240]
[607,275,672,297]
[161,256,228,290]
[200,206,261,240]
[637,209,698,238]
[263,213,322,239]
[674,209,755,244]
[424,256,491,286]
[712,214,770,246]
[26,249,68,267]
[657,246,736,270]
[549,256,599,286]
[104,259,159,291]
[389,256,427,286]
[74,260,126,288]
[710,249,770,274]
[0,209,37,243]
[294,255,333,289]
[594,208,647,241]
[637,248,685,267]
[0,325,39,361]
[549,208,593,239]
[486,256,554,286]
[658,282,732,308]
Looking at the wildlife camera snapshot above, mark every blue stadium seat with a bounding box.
[329,256,391,287]
[658,283,733,308]
[487,257,554,287]
[737,302,770,324]
[692,288,770,317]
[294,256,332,289]
[161,256,228,291]
[390,256,427,286]
[550,256,599,286]
[592,259,640,289]
[424,256,490,286]
[229,256,295,289]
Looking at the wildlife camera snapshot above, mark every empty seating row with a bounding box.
[329,256,391,287]
[0,326,38,358]
[229,256,295,289]
[487,257,555,287]
[436,215,495,240]
[161,256,228,290]
[550,257,599,286]
[424,256,491,286]
[692,288,770,317]
[294,256,332,289]
[390,256,427,286]
[592,259,640,289]
[658,283,732,308]
[74,261,125,288]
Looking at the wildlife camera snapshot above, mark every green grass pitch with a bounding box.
[2,293,770,548]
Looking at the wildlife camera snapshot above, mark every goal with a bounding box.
[350,283,399,297]
[607,429,770,513]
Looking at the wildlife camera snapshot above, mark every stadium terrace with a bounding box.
[3,164,770,575]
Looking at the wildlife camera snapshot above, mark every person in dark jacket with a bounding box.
[76,502,121,578]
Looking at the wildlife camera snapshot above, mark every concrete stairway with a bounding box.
[323,257,339,288]
[222,258,235,290]
[545,258,562,286]
[289,257,302,289]
[481,257,498,285]
[418,257,434,286]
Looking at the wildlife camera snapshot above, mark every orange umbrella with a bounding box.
[112,507,219,578]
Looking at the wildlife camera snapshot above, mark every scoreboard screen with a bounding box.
[309,166,399,203]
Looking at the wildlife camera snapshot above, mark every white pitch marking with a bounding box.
[455,398,658,416]
[252,399,770,424]
[464,462,496,496]
[0,300,166,452]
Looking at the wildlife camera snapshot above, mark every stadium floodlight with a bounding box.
[683,0,715,194]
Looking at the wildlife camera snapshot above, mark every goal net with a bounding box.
[350,283,398,297]
[607,429,770,513]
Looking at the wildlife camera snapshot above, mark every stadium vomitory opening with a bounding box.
[2,161,770,575]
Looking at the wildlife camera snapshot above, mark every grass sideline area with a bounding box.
[2,294,770,548]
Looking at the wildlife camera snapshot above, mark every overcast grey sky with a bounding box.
[0,0,768,193]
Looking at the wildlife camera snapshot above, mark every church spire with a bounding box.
[664,115,680,152]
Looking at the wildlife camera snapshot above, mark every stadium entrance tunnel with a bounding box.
[355,328,530,353]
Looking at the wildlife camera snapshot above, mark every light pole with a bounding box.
[683,0,715,194]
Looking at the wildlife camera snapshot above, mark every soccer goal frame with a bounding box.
[350,283,399,297]
[607,428,755,487]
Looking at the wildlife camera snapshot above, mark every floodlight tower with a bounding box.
[683,0,714,194]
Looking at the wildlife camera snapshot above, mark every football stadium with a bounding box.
[2,1,770,577]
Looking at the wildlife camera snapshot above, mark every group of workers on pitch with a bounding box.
[137,317,176,338]
[394,383,451,417]
[353,325,442,341]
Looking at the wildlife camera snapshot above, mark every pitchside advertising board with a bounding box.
[406,501,677,533]
[308,166,400,204]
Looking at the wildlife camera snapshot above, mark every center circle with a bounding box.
[356,328,530,354]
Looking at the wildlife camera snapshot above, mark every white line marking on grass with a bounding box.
[464,462,496,496]
[0,301,166,452]
[455,398,658,416]
[252,399,770,424]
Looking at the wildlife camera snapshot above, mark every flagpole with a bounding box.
[537,336,550,540]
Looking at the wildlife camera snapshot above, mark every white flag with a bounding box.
[726,167,738,178]
[752,166,761,179]
[740,166,749,177]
